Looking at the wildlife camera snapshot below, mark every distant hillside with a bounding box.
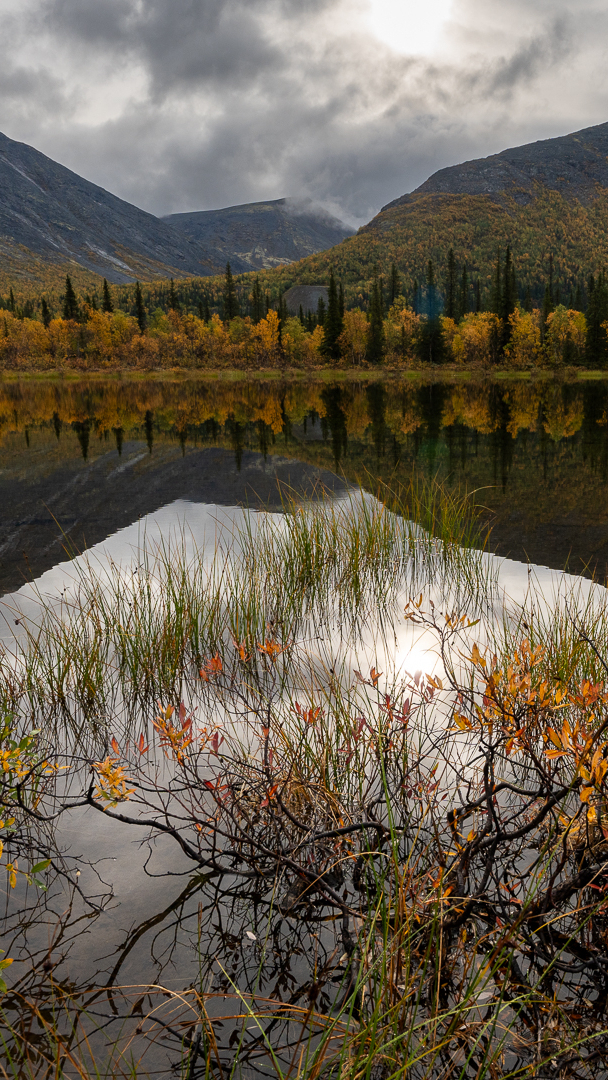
[0,132,354,294]
[8,121,608,311]
[385,122,608,208]
[163,198,354,271]
[247,122,608,308]
[0,131,225,285]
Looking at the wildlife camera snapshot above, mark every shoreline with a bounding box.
[1,364,608,383]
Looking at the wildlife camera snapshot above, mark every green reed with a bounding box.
[0,479,495,747]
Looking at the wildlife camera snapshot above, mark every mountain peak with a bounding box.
[382,121,608,211]
[162,199,354,271]
[0,132,352,284]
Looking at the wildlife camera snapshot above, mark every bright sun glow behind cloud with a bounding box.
[366,0,453,55]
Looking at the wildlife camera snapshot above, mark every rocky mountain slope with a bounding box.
[0,133,352,289]
[0,131,225,284]
[163,198,353,271]
[384,121,608,209]
[258,121,608,305]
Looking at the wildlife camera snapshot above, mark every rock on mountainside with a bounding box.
[162,198,354,271]
[383,121,608,209]
[0,131,225,284]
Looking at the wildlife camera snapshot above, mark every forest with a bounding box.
[1,244,607,372]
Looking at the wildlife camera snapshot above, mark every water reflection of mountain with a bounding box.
[1,377,608,584]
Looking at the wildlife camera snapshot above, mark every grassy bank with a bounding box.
[2,365,608,383]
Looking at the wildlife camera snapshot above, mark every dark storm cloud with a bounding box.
[486,17,572,95]
[39,0,326,87]
[41,0,135,45]
[2,0,605,224]
[0,60,74,123]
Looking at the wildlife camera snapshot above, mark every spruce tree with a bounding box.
[427,260,438,319]
[339,282,345,319]
[321,270,344,360]
[102,278,114,314]
[417,260,444,364]
[134,282,146,334]
[501,246,517,349]
[299,304,305,326]
[575,282,583,311]
[277,290,288,327]
[317,296,326,326]
[501,247,517,319]
[458,265,469,320]
[412,278,420,316]
[475,279,482,313]
[63,276,79,321]
[445,249,457,319]
[8,288,15,314]
[204,296,211,322]
[389,263,401,306]
[41,298,51,329]
[169,278,180,312]
[586,270,608,366]
[365,274,385,365]
[223,263,238,322]
[490,252,502,316]
[250,278,264,324]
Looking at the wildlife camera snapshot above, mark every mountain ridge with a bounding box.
[244,120,608,309]
[163,198,354,272]
[382,122,608,210]
[0,130,222,283]
[0,132,353,287]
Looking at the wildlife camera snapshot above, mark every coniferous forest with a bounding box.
[1,244,607,371]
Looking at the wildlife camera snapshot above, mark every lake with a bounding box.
[2,374,608,1078]
[1,374,608,595]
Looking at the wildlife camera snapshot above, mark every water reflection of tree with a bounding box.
[5,376,608,577]
[320,385,347,467]
[1,859,349,1077]
[365,382,386,460]
[542,385,585,442]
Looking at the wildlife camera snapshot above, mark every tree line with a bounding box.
[1,248,608,369]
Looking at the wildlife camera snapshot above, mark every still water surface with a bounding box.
[2,375,608,1076]
[1,375,608,593]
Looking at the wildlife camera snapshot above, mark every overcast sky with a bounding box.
[2,0,608,224]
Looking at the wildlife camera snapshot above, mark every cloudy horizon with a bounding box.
[2,0,608,226]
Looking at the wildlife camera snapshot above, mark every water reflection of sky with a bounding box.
[2,376,608,583]
[2,463,608,1073]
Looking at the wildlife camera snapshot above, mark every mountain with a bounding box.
[0,133,352,291]
[384,122,608,209]
[0,131,226,285]
[253,121,608,307]
[162,198,354,271]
